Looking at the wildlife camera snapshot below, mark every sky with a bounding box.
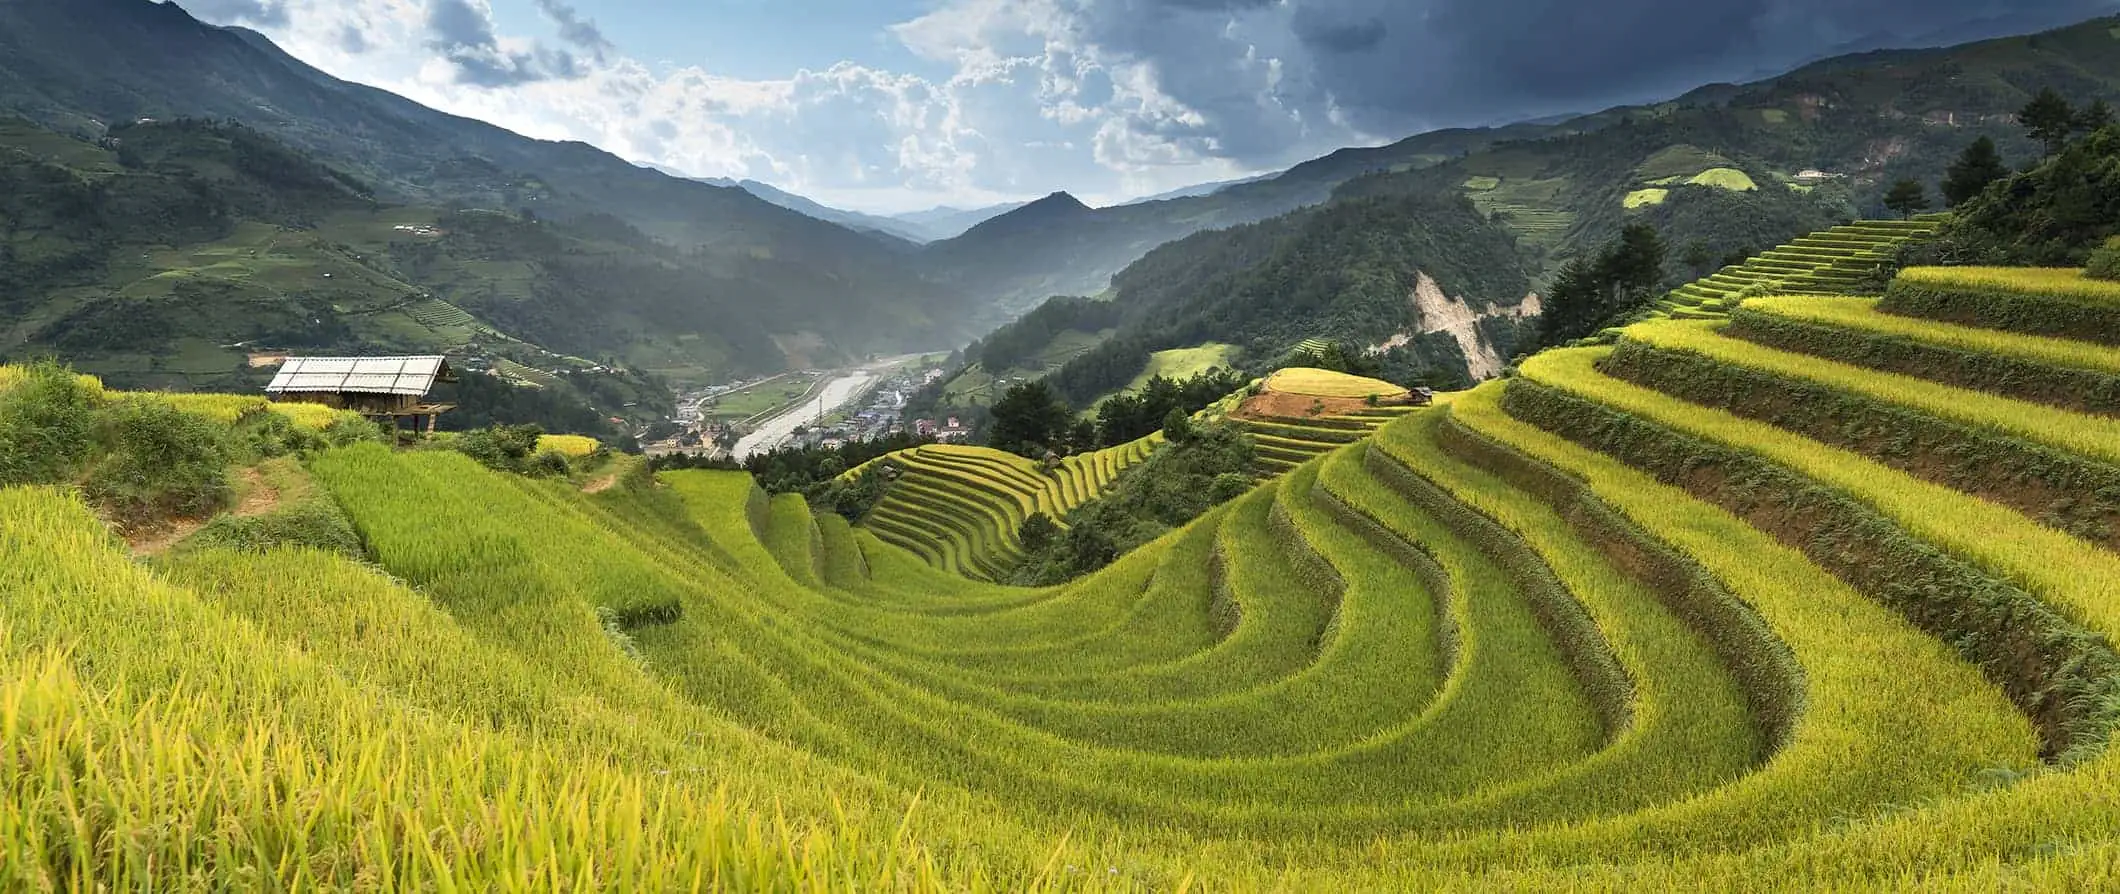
[178,0,2118,215]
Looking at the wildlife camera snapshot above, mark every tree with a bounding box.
[1537,223,1670,348]
[1940,136,2009,206]
[1018,512,1059,553]
[2080,99,2115,135]
[1162,407,1195,444]
[986,381,1072,459]
[1883,179,1930,219]
[2020,88,2077,156]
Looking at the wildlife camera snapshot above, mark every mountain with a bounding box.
[0,0,975,375]
[887,201,1033,241]
[1117,173,1279,206]
[696,177,930,245]
[1020,191,1537,404]
[919,123,1566,316]
[923,14,2120,315]
[0,115,682,440]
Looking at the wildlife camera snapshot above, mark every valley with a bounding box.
[5,1,2120,889]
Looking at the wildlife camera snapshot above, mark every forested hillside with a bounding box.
[0,0,975,370]
[0,116,675,438]
[923,15,2120,316]
[1040,193,1536,404]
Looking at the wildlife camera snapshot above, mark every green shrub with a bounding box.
[181,498,363,557]
[2088,238,2120,281]
[0,362,104,486]
[454,423,547,474]
[321,414,388,447]
[83,397,231,526]
[527,448,573,478]
[230,405,325,460]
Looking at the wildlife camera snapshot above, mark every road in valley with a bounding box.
[731,357,911,460]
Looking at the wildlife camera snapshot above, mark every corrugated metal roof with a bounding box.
[266,356,453,396]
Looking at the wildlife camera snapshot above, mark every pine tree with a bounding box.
[2020,88,2078,155]
[2079,99,2115,134]
[1940,136,2009,206]
[1884,179,1930,219]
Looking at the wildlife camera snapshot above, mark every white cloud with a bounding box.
[179,0,1371,212]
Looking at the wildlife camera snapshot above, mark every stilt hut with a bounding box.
[265,355,458,434]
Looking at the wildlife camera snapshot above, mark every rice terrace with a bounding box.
[7,1,2120,890]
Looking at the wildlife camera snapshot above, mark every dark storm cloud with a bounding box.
[425,0,586,87]
[1291,8,1386,54]
[532,0,617,61]
[1077,0,2120,168]
[180,0,290,27]
[1304,0,2120,129]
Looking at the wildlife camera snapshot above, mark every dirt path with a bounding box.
[127,466,284,558]
[582,473,620,494]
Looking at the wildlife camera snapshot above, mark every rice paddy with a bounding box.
[1648,219,1938,320]
[7,254,2120,889]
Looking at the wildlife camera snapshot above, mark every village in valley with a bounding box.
[644,357,970,459]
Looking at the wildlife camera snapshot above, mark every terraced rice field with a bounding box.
[1648,218,1938,321]
[11,265,2120,888]
[856,436,1163,579]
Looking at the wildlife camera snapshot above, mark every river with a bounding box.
[730,368,884,461]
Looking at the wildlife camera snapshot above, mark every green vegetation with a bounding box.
[1882,266,2120,344]
[17,229,2120,885]
[1686,168,1758,191]
[19,8,2120,887]
[1041,192,1533,404]
[1126,343,1238,392]
[1654,219,1939,317]
[1623,188,1670,209]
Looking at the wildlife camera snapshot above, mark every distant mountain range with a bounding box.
[4,0,2119,406]
[0,0,977,379]
[913,13,2120,316]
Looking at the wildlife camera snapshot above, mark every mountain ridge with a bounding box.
[0,0,978,369]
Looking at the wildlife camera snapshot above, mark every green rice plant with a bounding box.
[1601,327,2120,547]
[1883,266,2120,343]
[1513,347,2120,760]
[1619,320,2120,469]
[1729,296,2120,414]
[0,487,1083,892]
[1388,384,2038,868]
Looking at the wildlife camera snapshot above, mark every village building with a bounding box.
[265,355,458,434]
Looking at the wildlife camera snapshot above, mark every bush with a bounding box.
[0,362,104,486]
[527,449,573,478]
[453,424,548,474]
[83,397,232,526]
[2088,238,2120,281]
[231,405,325,460]
[321,414,388,447]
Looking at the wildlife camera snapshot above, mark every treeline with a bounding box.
[971,296,1123,374]
[1538,223,1670,347]
[987,366,1244,460]
[1933,89,2120,266]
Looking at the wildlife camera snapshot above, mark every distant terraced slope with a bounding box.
[1653,218,1939,319]
[1222,367,1425,478]
[856,436,1163,580]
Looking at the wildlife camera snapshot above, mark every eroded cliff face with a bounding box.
[1373,272,1542,381]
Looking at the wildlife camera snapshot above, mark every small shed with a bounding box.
[266,355,459,432]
